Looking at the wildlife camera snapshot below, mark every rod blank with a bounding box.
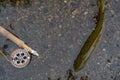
[0,26,39,56]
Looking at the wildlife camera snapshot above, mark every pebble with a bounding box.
[58,34,62,37]
[110,10,115,15]
[84,11,88,15]
[64,0,67,3]
[59,25,62,29]
[102,48,106,52]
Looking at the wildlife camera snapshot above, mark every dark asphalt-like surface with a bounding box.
[0,0,120,80]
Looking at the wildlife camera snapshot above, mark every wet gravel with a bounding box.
[0,0,120,80]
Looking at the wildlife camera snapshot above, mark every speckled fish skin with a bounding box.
[74,0,105,72]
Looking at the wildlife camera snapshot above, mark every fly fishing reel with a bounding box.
[10,49,31,68]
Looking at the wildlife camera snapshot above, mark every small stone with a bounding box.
[107,59,111,64]
[102,48,106,51]
[110,10,115,15]
[58,34,62,37]
[97,62,100,65]
[105,2,110,7]
[72,9,79,16]
[71,15,75,18]
[59,25,62,29]
[48,15,53,22]
[48,44,51,47]
[64,0,67,3]
[84,11,88,15]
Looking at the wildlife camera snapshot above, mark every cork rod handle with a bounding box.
[0,26,32,51]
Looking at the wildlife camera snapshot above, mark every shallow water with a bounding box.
[0,0,120,80]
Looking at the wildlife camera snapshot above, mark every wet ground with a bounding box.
[0,0,120,80]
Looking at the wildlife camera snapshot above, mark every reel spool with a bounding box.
[10,49,31,68]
